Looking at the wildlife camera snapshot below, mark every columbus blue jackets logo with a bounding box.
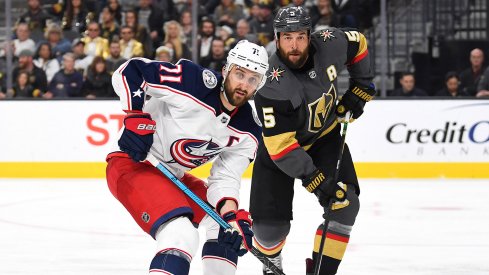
[170,138,224,168]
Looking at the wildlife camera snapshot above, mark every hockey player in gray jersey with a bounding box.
[249,6,375,275]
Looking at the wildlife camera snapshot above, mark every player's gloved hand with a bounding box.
[336,83,376,122]
[218,209,253,256]
[118,112,156,162]
[302,168,346,207]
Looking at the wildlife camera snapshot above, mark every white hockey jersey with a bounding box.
[111,58,262,208]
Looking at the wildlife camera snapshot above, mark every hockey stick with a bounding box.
[313,112,352,275]
[145,154,286,275]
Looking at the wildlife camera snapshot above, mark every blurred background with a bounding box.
[0,0,488,98]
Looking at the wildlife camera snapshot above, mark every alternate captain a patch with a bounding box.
[319,29,336,42]
[268,66,285,83]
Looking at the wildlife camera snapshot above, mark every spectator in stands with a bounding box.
[14,23,37,55]
[18,0,52,34]
[434,71,467,97]
[249,0,275,46]
[476,66,489,98]
[389,72,428,97]
[173,0,187,14]
[155,46,174,62]
[7,71,37,98]
[162,41,177,63]
[233,19,258,45]
[310,0,339,31]
[198,17,216,62]
[107,0,123,26]
[201,0,221,15]
[43,23,71,59]
[118,0,139,11]
[0,23,36,58]
[81,22,110,58]
[100,7,120,42]
[61,0,92,33]
[163,20,192,61]
[179,10,194,46]
[12,71,34,98]
[105,40,127,74]
[119,26,144,59]
[459,48,486,97]
[13,49,47,96]
[217,25,236,51]
[247,3,261,22]
[44,53,83,98]
[214,0,245,27]
[125,10,153,58]
[135,0,165,49]
[71,38,93,74]
[83,56,114,98]
[84,0,103,15]
[33,42,60,83]
[153,0,177,23]
[331,0,360,29]
[200,38,227,71]
[45,0,64,22]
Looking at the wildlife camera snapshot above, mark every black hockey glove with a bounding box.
[336,83,376,122]
[218,209,253,256]
[302,168,346,207]
[118,113,156,162]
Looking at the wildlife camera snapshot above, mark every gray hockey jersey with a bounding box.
[254,28,373,179]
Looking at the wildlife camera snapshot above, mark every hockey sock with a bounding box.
[254,238,286,257]
[152,216,199,275]
[311,184,360,274]
[312,221,353,275]
[149,249,190,275]
[202,240,238,275]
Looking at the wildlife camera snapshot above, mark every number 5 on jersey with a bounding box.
[345,31,360,42]
[262,107,276,128]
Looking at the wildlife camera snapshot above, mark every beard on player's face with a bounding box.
[277,39,309,69]
[223,76,253,107]
[278,42,309,69]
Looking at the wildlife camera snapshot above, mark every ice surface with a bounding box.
[0,178,488,274]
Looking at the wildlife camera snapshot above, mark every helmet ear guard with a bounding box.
[223,40,269,91]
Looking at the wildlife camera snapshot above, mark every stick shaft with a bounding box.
[146,156,286,275]
[313,114,351,275]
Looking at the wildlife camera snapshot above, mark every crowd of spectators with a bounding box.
[0,0,485,99]
[0,0,380,99]
[388,48,489,98]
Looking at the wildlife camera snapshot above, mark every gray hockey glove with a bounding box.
[302,168,346,207]
[336,83,376,122]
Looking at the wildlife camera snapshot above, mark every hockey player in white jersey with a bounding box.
[105,40,269,275]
